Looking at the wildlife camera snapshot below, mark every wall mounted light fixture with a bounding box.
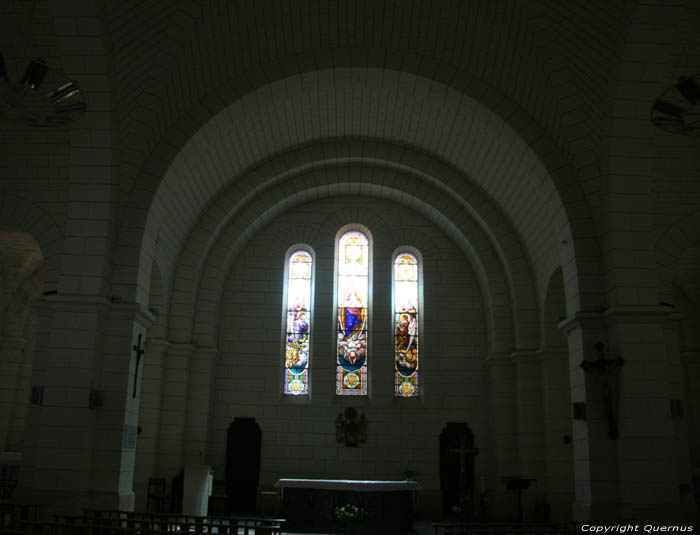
[0,54,87,126]
[651,73,700,135]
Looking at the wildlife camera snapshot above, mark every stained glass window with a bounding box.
[336,231,369,396]
[283,250,313,395]
[394,253,419,397]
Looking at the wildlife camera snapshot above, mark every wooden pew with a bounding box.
[79,510,285,535]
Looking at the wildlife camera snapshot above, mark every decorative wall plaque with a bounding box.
[335,407,366,447]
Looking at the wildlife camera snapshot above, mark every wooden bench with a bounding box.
[79,510,285,535]
[16,520,284,535]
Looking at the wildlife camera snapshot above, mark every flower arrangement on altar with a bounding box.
[334,504,370,522]
[451,493,473,520]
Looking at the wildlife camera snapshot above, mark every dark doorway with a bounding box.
[226,417,261,513]
[439,422,476,516]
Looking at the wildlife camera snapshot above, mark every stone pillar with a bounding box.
[98,302,154,511]
[483,353,516,519]
[184,347,218,465]
[560,313,618,521]
[513,351,544,521]
[133,337,169,510]
[663,315,696,515]
[17,295,153,514]
[604,306,687,521]
[538,347,574,522]
[0,336,27,450]
[156,343,194,478]
[18,300,53,489]
[7,323,36,451]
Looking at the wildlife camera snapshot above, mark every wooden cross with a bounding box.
[132,333,144,398]
[580,342,625,438]
[449,433,479,473]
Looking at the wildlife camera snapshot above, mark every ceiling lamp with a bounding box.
[0,54,87,127]
[651,73,700,135]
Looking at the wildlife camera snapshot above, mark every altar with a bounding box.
[274,478,420,533]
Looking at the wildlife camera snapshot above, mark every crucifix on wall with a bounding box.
[132,333,144,398]
[580,341,625,439]
[449,434,479,476]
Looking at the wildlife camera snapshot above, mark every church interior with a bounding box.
[1,0,700,528]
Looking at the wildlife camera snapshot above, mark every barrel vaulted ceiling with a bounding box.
[2,0,700,337]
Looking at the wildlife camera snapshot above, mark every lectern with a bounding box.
[183,464,213,516]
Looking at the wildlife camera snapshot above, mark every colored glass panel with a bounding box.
[336,232,369,396]
[284,251,312,395]
[394,253,419,397]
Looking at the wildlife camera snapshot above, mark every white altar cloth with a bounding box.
[274,478,421,491]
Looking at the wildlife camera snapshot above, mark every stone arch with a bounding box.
[0,195,62,291]
[0,231,44,452]
[112,63,600,321]
[166,141,539,352]
[187,180,509,354]
[0,231,45,338]
[386,228,441,265]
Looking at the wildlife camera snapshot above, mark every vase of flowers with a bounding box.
[451,493,473,522]
[334,504,369,534]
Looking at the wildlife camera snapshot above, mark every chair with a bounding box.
[146,477,171,512]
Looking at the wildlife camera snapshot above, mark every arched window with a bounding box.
[335,230,370,396]
[394,252,420,397]
[283,249,314,395]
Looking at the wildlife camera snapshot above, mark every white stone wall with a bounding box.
[1,0,699,522]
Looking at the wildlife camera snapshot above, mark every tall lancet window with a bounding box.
[336,230,370,396]
[394,252,420,397]
[283,249,314,395]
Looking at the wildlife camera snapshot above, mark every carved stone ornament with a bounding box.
[335,407,367,447]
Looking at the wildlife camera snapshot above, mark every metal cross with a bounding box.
[132,333,144,398]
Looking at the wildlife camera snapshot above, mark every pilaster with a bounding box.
[0,336,28,450]
[482,352,517,520]
[537,347,574,522]
[559,312,618,521]
[512,351,545,521]
[156,342,194,478]
[184,347,218,465]
[602,305,686,521]
[17,294,153,514]
[133,337,170,510]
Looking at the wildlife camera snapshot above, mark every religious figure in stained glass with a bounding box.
[336,231,369,395]
[394,253,420,397]
[284,250,313,395]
